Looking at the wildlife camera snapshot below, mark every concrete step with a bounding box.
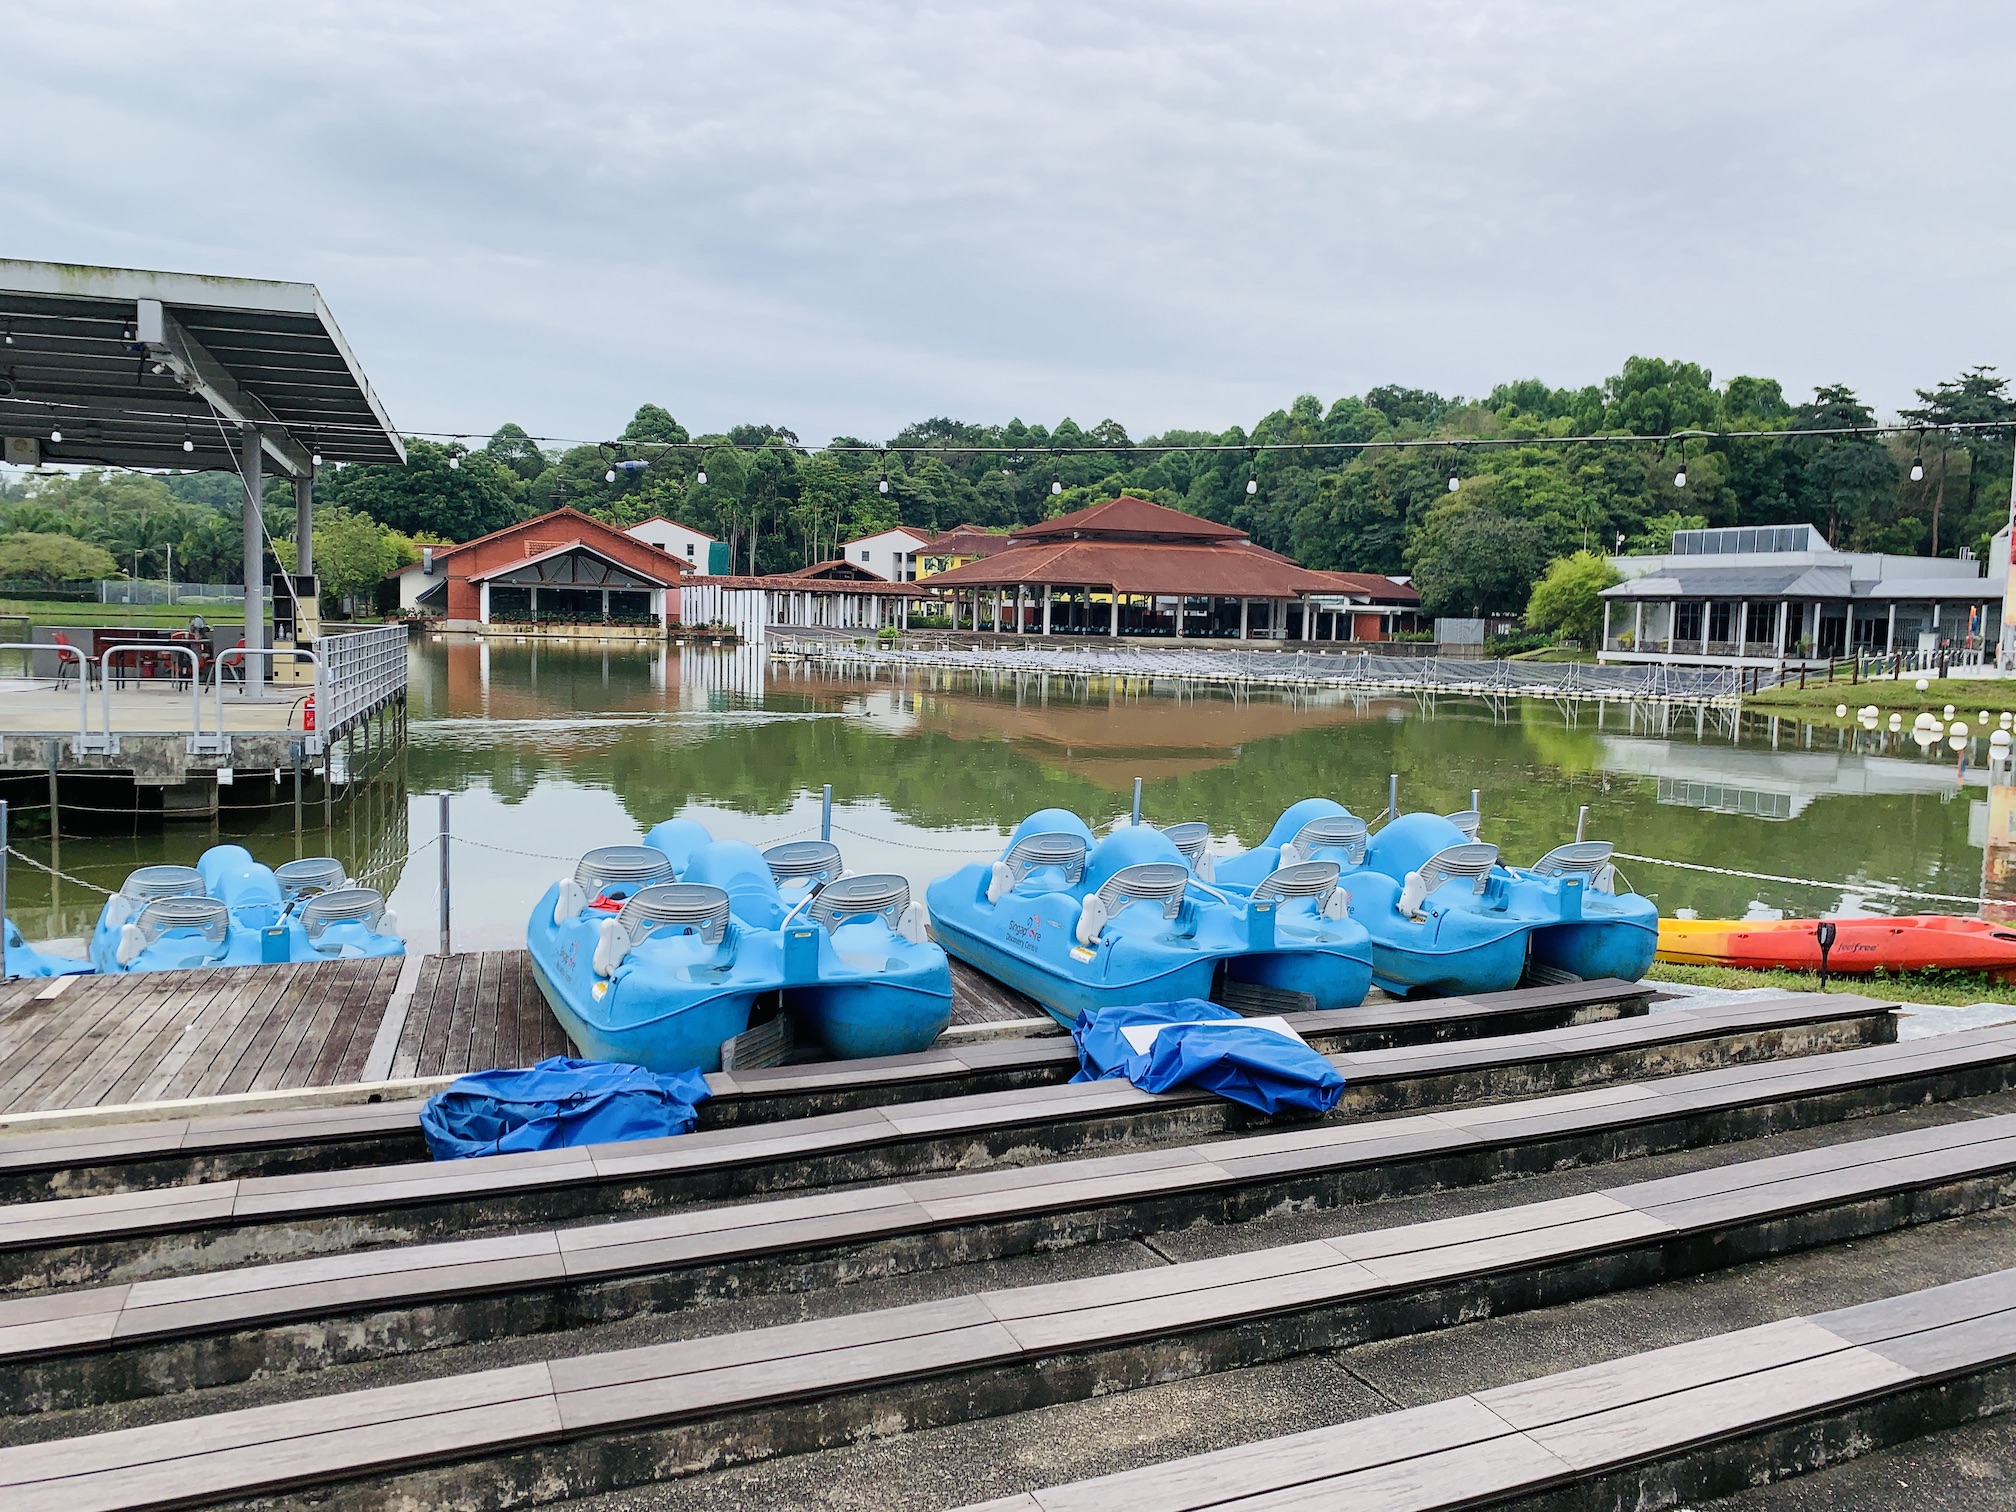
[0,976,1659,1202]
[0,995,1899,1294]
[958,1265,2016,1512]
[6,1114,2013,1511]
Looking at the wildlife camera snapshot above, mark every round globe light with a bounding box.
[1835,704,1848,717]
[1916,678,1930,691]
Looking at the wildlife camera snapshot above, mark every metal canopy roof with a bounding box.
[0,260,404,478]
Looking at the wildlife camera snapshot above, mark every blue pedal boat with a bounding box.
[89,847,403,974]
[927,810,1326,1024]
[3,921,90,979]
[1161,816,1373,1012]
[528,824,950,1073]
[1217,800,1531,997]
[1499,840,1659,983]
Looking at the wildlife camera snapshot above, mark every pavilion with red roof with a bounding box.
[919,496,1419,640]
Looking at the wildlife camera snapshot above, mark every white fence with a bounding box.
[97,580,245,605]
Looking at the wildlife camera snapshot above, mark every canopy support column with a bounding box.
[1041,585,1052,635]
[1109,589,1120,637]
[294,473,314,580]
[240,426,265,698]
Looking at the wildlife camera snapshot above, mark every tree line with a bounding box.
[2,356,2011,619]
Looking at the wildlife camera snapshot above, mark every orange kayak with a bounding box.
[1658,915,2016,979]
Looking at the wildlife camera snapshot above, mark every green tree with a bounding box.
[1407,505,1549,617]
[1525,551,1622,646]
[329,438,526,541]
[0,532,119,583]
[275,506,413,613]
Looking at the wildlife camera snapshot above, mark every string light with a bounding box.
[696,466,707,485]
[1051,472,1062,495]
[1446,461,1459,492]
[1245,450,1258,495]
[182,424,194,454]
[449,453,460,469]
[877,451,889,494]
[1911,431,1925,482]
[1673,438,1687,489]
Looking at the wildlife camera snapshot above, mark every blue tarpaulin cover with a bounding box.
[419,1056,713,1160]
[1069,998,1345,1117]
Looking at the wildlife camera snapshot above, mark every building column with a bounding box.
[1041,585,1052,635]
[1887,602,1897,653]
[1774,600,1786,658]
[239,427,265,696]
[1603,600,1612,650]
[1109,590,1120,637]
[1735,601,1748,657]
[1014,584,1026,633]
[479,582,490,624]
[1632,601,1643,650]
[1846,600,1855,655]
[1665,601,1675,653]
[1238,598,1250,640]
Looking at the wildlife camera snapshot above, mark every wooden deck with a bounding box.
[0,949,1052,1116]
[0,958,403,1114]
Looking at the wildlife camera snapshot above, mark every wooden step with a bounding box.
[0,976,1659,1202]
[958,1265,2016,1512]
[0,994,1895,1294]
[0,1005,1973,1414]
[6,1115,2013,1511]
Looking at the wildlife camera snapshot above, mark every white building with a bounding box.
[836,526,931,582]
[625,516,719,574]
[1599,524,2012,670]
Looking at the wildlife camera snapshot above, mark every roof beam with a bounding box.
[135,299,311,479]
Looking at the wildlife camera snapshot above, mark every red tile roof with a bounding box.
[924,525,1011,557]
[1307,572,1420,604]
[923,537,1334,598]
[1010,496,1247,544]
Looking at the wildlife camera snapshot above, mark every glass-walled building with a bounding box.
[1598,524,2009,669]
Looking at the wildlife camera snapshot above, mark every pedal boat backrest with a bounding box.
[274,857,347,902]
[810,873,910,931]
[1158,822,1212,867]
[764,840,843,890]
[1282,814,1367,867]
[118,894,231,966]
[1530,840,1616,892]
[1074,861,1190,945]
[120,864,206,902]
[988,832,1090,903]
[301,887,389,945]
[1443,810,1482,842]
[575,845,677,895]
[1252,859,1350,919]
[1397,842,1500,919]
[594,882,733,978]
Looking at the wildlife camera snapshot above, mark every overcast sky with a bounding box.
[8,1,2013,447]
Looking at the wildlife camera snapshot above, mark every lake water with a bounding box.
[9,639,2003,952]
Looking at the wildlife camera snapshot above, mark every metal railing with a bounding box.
[0,643,89,745]
[96,580,245,605]
[318,624,408,740]
[95,643,209,754]
[214,647,321,754]
[777,640,1745,705]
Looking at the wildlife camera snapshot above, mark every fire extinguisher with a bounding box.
[302,693,316,732]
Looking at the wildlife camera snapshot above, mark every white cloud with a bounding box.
[5,0,2009,442]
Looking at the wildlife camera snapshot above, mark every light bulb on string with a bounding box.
[1446,466,1459,493]
[1245,469,1258,497]
[1672,440,1687,489]
[1051,473,1062,496]
[877,452,889,494]
[604,467,615,482]
[696,467,707,486]
[182,427,195,454]
[311,450,321,467]
[49,427,61,443]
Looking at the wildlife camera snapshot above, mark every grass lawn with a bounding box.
[1649,960,2016,1006]
[1746,675,2016,724]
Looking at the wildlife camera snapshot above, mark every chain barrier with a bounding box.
[5,846,115,895]
[1612,852,1983,906]
[828,821,1001,856]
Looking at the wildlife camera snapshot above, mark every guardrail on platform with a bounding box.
[318,624,408,741]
